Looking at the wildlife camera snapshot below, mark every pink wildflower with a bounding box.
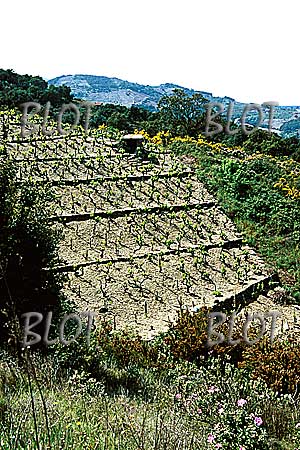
[208,386,218,394]
[207,433,215,443]
[254,416,263,426]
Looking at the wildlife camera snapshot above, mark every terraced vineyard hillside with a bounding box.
[3,116,278,339]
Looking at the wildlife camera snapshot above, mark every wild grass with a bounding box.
[1,337,300,450]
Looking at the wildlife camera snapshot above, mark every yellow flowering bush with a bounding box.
[134,129,244,156]
[136,127,300,202]
[274,177,300,199]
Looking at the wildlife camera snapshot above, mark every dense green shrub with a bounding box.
[185,147,300,290]
[0,156,63,346]
[96,321,162,368]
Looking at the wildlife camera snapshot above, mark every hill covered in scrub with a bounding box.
[48,74,216,110]
[48,73,300,137]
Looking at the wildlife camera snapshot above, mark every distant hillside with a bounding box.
[48,74,300,138]
[48,74,217,110]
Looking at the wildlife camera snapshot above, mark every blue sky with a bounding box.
[2,0,300,105]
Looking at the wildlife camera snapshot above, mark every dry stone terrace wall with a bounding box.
[47,175,211,216]
[4,122,276,338]
[54,207,241,266]
[61,247,269,338]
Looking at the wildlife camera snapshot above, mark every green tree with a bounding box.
[158,88,208,137]
[0,68,73,108]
